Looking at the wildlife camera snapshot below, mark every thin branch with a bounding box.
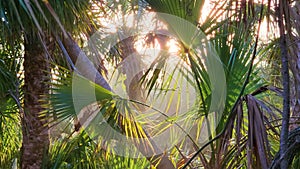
[277,0,291,168]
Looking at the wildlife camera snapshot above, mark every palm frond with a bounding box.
[146,0,204,25]
[0,41,23,169]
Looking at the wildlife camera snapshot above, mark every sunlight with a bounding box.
[199,0,213,23]
[259,17,269,42]
[167,39,181,54]
[134,38,161,62]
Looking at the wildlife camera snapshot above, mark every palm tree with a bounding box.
[145,1,281,168]
[47,0,283,168]
[1,0,176,168]
[1,0,297,168]
[0,0,104,168]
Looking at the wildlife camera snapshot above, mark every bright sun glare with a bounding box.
[97,0,270,62]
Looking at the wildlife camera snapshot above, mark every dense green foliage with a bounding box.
[0,0,299,169]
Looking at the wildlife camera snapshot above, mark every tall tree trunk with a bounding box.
[278,0,290,168]
[288,2,300,131]
[21,32,51,169]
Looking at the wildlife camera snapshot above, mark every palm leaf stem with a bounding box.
[182,2,265,168]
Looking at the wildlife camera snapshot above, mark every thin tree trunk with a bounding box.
[287,40,300,131]
[278,0,290,168]
[288,3,300,131]
[62,34,112,91]
[21,32,51,169]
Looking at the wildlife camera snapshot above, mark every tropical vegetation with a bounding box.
[0,0,299,169]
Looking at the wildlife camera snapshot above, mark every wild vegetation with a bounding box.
[0,0,299,169]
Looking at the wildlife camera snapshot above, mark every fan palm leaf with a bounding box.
[0,41,23,169]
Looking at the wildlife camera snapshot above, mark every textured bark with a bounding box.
[21,32,51,169]
[288,39,300,131]
[278,0,290,168]
[288,3,300,131]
